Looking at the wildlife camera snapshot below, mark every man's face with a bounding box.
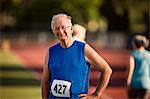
[53,16,73,41]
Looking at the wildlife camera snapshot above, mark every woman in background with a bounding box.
[127,35,150,99]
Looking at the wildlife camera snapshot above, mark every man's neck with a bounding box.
[60,38,74,48]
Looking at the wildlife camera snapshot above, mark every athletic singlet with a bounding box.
[48,40,90,98]
[131,50,150,89]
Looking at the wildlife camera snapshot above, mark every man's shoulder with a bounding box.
[74,39,86,44]
[73,36,85,43]
[49,43,60,49]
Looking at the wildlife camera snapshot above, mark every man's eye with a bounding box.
[62,26,65,30]
[55,28,59,31]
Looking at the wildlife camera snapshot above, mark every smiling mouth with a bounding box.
[61,32,67,37]
[56,31,68,38]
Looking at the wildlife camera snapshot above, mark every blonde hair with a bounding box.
[73,24,86,41]
[51,13,72,32]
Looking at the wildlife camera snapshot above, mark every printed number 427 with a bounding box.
[54,84,67,94]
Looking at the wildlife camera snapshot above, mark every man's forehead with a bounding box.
[56,16,68,21]
[54,17,71,26]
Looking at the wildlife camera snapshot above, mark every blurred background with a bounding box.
[0,0,149,99]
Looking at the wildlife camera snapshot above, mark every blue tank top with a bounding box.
[131,49,150,89]
[48,40,90,98]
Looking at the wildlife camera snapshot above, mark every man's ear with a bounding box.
[71,26,74,33]
[71,26,74,30]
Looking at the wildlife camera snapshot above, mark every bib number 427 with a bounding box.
[54,84,67,94]
[51,80,71,97]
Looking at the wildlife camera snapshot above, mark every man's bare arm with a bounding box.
[84,44,112,98]
[41,51,50,99]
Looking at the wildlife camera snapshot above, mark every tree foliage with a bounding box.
[0,0,149,32]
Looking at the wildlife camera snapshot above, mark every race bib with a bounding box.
[51,79,71,97]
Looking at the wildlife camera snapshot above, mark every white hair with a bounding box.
[51,13,72,32]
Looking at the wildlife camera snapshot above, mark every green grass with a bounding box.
[0,71,35,79]
[0,49,41,99]
[0,50,23,66]
[0,49,36,81]
[0,86,41,99]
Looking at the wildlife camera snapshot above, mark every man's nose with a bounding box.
[59,28,65,33]
[56,28,64,35]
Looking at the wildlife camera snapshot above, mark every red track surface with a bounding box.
[12,42,130,68]
[89,87,128,99]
